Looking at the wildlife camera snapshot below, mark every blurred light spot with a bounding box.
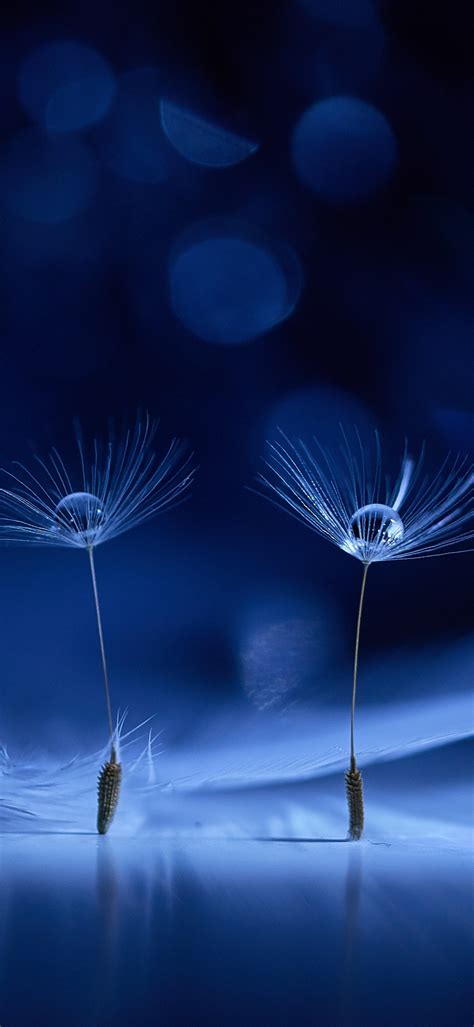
[18,40,115,133]
[432,407,474,451]
[160,100,259,168]
[2,130,97,222]
[291,96,397,204]
[241,616,330,711]
[96,68,169,183]
[264,385,376,451]
[300,0,379,29]
[169,222,302,344]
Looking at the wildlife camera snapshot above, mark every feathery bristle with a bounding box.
[0,412,195,550]
[257,430,473,563]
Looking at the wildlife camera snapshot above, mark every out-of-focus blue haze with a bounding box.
[0,2,472,1024]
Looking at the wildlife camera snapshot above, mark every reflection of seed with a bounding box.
[97,747,122,834]
[345,767,364,840]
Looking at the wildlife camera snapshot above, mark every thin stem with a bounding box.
[350,562,369,773]
[87,546,114,743]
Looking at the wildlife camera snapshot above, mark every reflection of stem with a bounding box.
[346,563,369,840]
[94,844,120,1018]
[340,846,363,1023]
[87,545,114,741]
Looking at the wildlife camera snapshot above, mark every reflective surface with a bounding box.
[1,795,471,1026]
[1,721,472,1025]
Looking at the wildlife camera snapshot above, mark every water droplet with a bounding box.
[348,503,404,559]
[54,491,104,543]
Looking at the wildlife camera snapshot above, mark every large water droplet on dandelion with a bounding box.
[54,491,104,543]
[348,503,404,559]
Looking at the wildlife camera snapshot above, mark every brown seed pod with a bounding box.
[97,747,122,835]
[345,766,364,840]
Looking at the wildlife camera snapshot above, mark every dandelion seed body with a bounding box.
[0,413,194,550]
[0,413,195,834]
[345,766,364,840]
[97,747,122,835]
[257,429,473,840]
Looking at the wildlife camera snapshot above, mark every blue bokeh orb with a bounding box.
[291,96,397,204]
[2,130,97,223]
[264,385,376,451]
[18,40,116,133]
[238,592,340,712]
[241,617,328,711]
[160,100,258,168]
[169,228,302,345]
[432,407,474,451]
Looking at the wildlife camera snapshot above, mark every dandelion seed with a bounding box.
[257,429,473,840]
[0,413,195,834]
[97,746,122,835]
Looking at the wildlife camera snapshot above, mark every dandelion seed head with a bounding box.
[0,414,195,550]
[257,430,473,564]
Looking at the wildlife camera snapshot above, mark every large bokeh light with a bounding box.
[292,96,397,203]
[18,40,115,133]
[160,100,258,168]
[169,224,303,345]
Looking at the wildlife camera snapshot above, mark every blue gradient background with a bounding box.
[0,2,472,1025]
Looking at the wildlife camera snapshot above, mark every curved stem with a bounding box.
[350,562,369,773]
[87,546,114,742]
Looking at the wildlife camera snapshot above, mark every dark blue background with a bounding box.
[0,0,472,745]
[0,3,472,1026]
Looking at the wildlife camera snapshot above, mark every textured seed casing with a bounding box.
[97,748,122,834]
[345,767,364,840]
